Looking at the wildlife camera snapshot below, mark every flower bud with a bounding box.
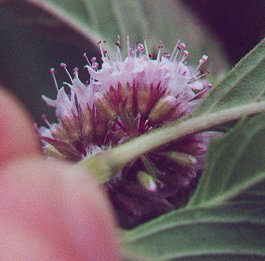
[137,87,150,115]
[79,107,93,138]
[61,115,81,142]
[164,151,197,166]
[95,93,118,121]
[137,171,157,192]
[149,95,178,123]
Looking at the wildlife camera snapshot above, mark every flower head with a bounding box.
[38,37,214,228]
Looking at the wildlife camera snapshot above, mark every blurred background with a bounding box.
[0,0,264,123]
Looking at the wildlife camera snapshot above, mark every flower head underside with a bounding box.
[38,37,216,228]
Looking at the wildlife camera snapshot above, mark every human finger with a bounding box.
[0,158,120,260]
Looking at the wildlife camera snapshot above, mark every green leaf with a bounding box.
[194,37,265,115]
[123,202,265,260]
[188,114,265,207]
[122,113,265,260]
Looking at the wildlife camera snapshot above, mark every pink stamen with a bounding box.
[41,114,51,127]
[192,54,208,77]
[50,68,59,91]
[91,57,97,63]
[83,53,92,66]
[73,67,78,77]
[180,50,189,63]
[115,35,122,61]
[143,36,149,59]
[127,36,131,57]
[157,41,163,62]
[60,63,73,83]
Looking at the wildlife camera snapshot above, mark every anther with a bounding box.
[41,114,51,127]
[193,54,209,77]
[171,40,185,62]
[73,67,78,77]
[60,63,73,83]
[127,36,131,57]
[115,36,122,61]
[92,62,99,70]
[177,41,186,50]
[157,41,163,62]
[137,43,145,53]
[83,53,92,66]
[163,52,170,59]
[143,36,149,59]
[98,41,105,58]
[115,35,121,47]
[49,67,59,91]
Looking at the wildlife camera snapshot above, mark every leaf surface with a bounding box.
[122,113,265,260]
[194,38,265,115]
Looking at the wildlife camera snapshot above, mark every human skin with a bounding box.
[0,87,120,260]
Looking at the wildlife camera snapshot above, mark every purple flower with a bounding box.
[38,37,215,228]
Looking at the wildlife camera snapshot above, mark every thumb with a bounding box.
[0,158,120,261]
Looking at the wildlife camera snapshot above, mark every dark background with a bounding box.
[183,0,265,64]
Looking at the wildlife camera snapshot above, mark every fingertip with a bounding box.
[0,158,120,260]
[61,164,121,260]
[0,87,40,166]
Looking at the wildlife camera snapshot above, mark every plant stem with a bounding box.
[80,101,265,181]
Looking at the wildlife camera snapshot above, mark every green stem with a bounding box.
[80,101,265,182]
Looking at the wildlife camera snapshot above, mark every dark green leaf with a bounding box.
[188,114,265,207]
[194,38,265,115]
[122,113,265,260]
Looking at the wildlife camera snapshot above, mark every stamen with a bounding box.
[98,40,106,58]
[143,36,149,59]
[73,67,78,77]
[157,41,163,62]
[41,114,51,127]
[127,36,131,57]
[92,62,99,71]
[180,50,189,63]
[171,40,186,62]
[137,43,145,55]
[178,41,186,50]
[115,35,122,62]
[60,63,73,83]
[170,40,180,61]
[63,82,73,89]
[196,71,209,80]
[187,71,209,85]
[91,57,97,63]
[192,54,208,76]
[87,57,99,71]
[83,53,92,66]
[50,68,59,91]
[163,52,170,60]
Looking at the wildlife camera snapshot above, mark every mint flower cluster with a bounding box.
[38,37,214,228]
